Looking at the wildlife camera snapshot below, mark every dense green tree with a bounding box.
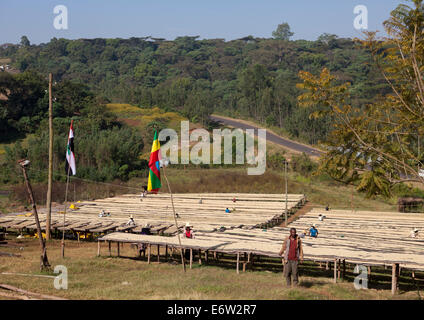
[272,22,294,40]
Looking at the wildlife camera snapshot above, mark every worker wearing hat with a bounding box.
[410,227,419,238]
[126,214,135,226]
[183,222,195,239]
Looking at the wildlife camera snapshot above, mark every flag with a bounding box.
[147,131,161,193]
[65,120,76,176]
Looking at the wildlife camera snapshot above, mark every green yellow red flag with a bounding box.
[147,131,161,193]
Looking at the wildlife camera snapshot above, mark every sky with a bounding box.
[0,0,405,44]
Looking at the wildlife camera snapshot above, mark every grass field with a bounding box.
[0,238,421,300]
[164,168,397,211]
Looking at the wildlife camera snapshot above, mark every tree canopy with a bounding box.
[297,0,424,197]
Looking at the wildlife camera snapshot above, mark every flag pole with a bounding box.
[61,165,71,258]
[162,165,186,272]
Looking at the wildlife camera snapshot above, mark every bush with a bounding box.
[291,153,317,176]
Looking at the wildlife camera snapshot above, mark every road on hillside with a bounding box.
[210,115,323,157]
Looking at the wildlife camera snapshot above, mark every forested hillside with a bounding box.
[0,34,389,144]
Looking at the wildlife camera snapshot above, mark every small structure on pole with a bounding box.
[18,159,50,271]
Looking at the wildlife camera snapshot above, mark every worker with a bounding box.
[318,214,326,221]
[141,223,152,235]
[225,208,231,213]
[199,198,203,204]
[279,227,304,287]
[410,228,419,238]
[140,185,148,197]
[309,224,319,238]
[126,215,135,226]
[183,223,194,260]
[299,229,307,238]
[232,197,237,203]
[325,204,330,211]
[138,223,152,257]
[183,223,194,239]
[99,210,110,217]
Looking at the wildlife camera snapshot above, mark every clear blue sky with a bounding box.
[0,0,405,44]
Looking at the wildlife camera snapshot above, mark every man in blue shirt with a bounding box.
[309,225,318,238]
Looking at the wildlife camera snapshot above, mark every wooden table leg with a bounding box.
[367,266,371,283]
[337,259,341,279]
[236,252,240,274]
[198,249,202,265]
[333,259,337,283]
[117,242,120,257]
[165,245,168,261]
[97,240,100,257]
[157,244,160,263]
[392,263,399,295]
[147,244,151,264]
[108,241,111,256]
[190,249,193,269]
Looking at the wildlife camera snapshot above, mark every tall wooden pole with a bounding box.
[284,160,288,226]
[61,166,71,258]
[46,73,53,240]
[162,165,186,272]
[19,160,50,271]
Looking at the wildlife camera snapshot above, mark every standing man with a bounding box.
[280,227,304,287]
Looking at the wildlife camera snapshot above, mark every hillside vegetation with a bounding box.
[1,34,389,145]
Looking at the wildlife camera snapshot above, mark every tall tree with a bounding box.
[297,0,424,197]
[272,22,294,40]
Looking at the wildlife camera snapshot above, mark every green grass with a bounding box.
[163,168,396,211]
[106,103,186,130]
[0,239,420,300]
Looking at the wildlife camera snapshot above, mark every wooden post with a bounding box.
[117,242,120,257]
[46,73,53,241]
[157,244,160,263]
[243,252,247,272]
[214,251,217,260]
[337,259,341,279]
[97,241,100,257]
[162,166,186,272]
[392,263,399,295]
[108,241,111,256]
[19,160,50,271]
[368,266,372,283]
[333,259,337,283]
[147,244,151,264]
[190,249,193,269]
[236,252,240,274]
[165,245,168,261]
[342,260,346,279]
[198,249,202,265]
[205,250,208,263]
[326,261,329,270]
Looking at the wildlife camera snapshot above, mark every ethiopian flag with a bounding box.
[147,131,161,193]
[65,120,76,176]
